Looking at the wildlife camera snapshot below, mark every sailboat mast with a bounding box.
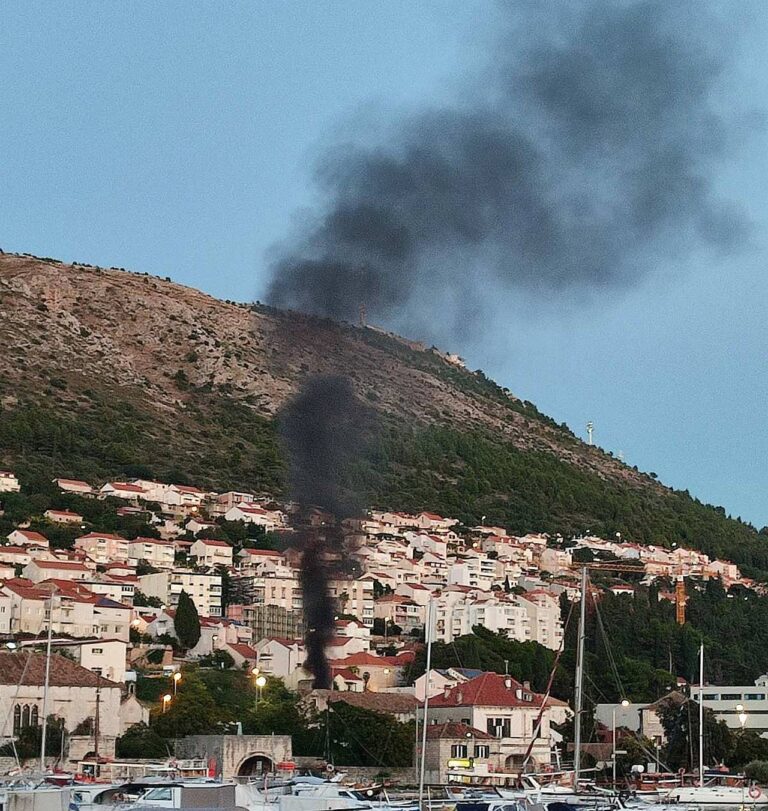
[418,598,434,810]
[573,567,587,786]
[40,591,55,772]
[699,643,704,786]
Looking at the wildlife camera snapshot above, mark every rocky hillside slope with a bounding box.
[0,252,765,573]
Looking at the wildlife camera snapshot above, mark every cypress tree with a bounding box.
[174,590,201,650]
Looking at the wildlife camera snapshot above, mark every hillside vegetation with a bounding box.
[1,252,766,574]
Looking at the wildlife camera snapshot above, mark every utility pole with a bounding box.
[418,599,434,810]
[40,590,55,773]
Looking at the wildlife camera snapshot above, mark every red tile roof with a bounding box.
[105,482,145,493]
[429,672,565,709]
[0,652,120,687]
[227,643,258,660]
[196,539,231,548]
[55,479,92,488]
[0,546,33,556]
[332,651,411,668]
[14,530,49,543]
[333,667,363,682]
[31,560,89,571]
[77,532,127,542]
[240,548,282,557]
[318,690,420,715]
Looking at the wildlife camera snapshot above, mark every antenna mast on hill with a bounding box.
[586,422,594,446]
[358,303,366,328]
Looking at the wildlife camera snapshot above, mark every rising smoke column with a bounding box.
[266,0,743,331]
[279,375,371,688]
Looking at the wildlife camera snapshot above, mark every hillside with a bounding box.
[1,252,766,574]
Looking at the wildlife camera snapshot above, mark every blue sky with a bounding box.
[2,3,768,527]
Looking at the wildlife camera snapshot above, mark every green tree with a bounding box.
[174,590,201,650]
[116,723,169,758]
[150,673,222,738]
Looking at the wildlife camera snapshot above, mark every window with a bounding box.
[21,705,30,728]
[487,717,511,738]
[745,693,765,701]
[475,744,490,759]
[143,788,173,802]
[450,744,468,758]
[13,705,20,734]
[702,694,719,700]
[92,648,103,655]
[30,706,38,726]
[721,693,742,701]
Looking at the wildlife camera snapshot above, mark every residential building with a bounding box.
[189,538,233,568]
[515,590,564,650]
[424,672,568,769]
[233,604,304,641]
[0,472,21,493]
[253,637,305,679]
[128,537,175,569]
[0,544,38,568]
[421,722,500,784]
[99,482,146,501]
[373,595,425,632]
[328,576,374,627]
[74,533,131,564]
[8,530,50,549]
[54,478,94,497]
[223,505,285,530]
[44,638,128,683]
[329,651,413,691]
[139,569,223,617]
[43,509,84,524]
[23,559,90,583]
[82,574,136,606]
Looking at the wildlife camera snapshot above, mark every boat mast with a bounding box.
[573,567,587,787]
[39,589,55,773]
[418,598,434,810]
[699,643,704,786]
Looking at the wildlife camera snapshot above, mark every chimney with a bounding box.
[444,685,451,699]
[523,680,531,690]
[504,677,513,689]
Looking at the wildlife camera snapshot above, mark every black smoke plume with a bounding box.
[266,0,742,332]
[279,375,370,688]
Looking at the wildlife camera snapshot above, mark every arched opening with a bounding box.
[504,754,529,771]
[21,705,30,728]
[13,706,21,735]
[30,706,38,727]
[237,754,274,776]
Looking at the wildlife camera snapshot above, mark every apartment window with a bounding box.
[475,744,490,759]
[92,648,103,654]
[745,693,766,701]
[721,693,742,701]
[450,744,468,759]
[702,693,719,701]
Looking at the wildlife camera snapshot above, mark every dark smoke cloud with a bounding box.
[266,0,743,330]
[279,375,371,688]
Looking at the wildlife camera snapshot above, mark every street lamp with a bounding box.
[172,671,182,695]
[613,699,630,787]
[162,694,172,713]
[736,704,748,731]
[255,674,266,701]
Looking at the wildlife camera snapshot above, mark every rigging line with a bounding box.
[592,597,626,699]
[326,702,391,766]
[522,598,576,767]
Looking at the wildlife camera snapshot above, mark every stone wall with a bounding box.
[175,735,292,780]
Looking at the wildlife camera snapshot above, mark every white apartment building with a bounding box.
[128,537,175,568]
[516,590,564,650]
[23,559,90,583]
[438,596,532,644]
[448,554,498,591]
[329,576,375,627]
[190,538,233,567]
[139,569,223,616]
[0,472,21,493]
[700,674,768,733]
[54,478,94,496]
[253,637,305,679]
[74,533,131,564]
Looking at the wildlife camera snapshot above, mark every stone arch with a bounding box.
[236,754,274,776]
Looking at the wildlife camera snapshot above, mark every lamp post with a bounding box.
[172,671,181,695]
[255,674,267,701]
[736,703,748,731]
[613,699,630,787]
[162,694,172,713]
